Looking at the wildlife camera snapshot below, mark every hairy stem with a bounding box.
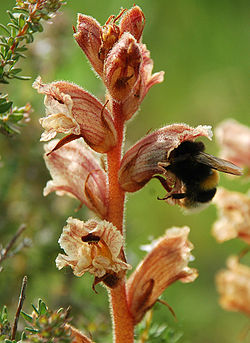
[107,101,134,343]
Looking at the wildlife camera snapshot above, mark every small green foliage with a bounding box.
[0,0,66,84]
[0,0,66,136]
[0,306,12,340]
[135,313,183,343]
[21,299,72,343]
[0,93,32,136]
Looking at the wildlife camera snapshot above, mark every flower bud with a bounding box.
[120,6,145,42]
[104,33,142,102]
[127,226,197,324]
[119,124,212,192]
[216,256,250,316]
[212,187,250,244]
[74,14,104,77]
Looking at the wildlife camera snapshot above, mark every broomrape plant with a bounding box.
[33,5,248,343]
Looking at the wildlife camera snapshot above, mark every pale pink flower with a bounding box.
[127,226,197,324]
[56,217,131,280]
[216,256,250,316]
[118,123,212,192]
[44,139,108,219]
[212,187,250,244]
[33,76,117,153]
[216,119,250,169]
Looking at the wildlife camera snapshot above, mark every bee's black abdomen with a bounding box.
[189,187,217,203]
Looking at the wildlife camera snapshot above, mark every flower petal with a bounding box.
[216,256,250,316]
[212,187,250,244]
[216,119,250,169]
[127,226,197,324]
[119,124,212,192]
[120,6,145,42]
[44,139,108,218]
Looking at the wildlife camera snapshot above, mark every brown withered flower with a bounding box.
[127,226,197,324]
[212,187,250,244]
[216,119,250,170]
[43,139,108,219]
[118,123,212,192]
[56,217,131,279]
[216,256,250,316]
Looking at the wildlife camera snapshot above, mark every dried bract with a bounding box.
[44,140,108,218]
[65,324,95,343]
[119,124,212,192]
[56,217,131,279]
[216,256,250,316]
[212,187,250,244]
[127,226,197,324]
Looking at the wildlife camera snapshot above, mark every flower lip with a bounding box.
[56,217,131,279]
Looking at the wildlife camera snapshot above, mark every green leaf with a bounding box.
[10,68,22,75]
[0,101,12,113]
[21,311,33,323]
[38,299,48,315]
[0,24,10,35]
[12,75,30,80]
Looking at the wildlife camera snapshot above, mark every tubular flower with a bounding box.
[216,256,250,316]
[216,119,250,170]
[33,76,117,153]
[212,187,250,244]
[56,217,131,281]
[44,139,108,219]
[119,123,212,192]
[127,226,197,324]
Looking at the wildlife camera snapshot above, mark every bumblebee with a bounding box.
[157,140,242,209]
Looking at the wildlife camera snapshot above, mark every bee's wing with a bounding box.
[195,152,243,175]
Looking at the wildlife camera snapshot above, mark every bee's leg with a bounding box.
[153,175,173,192]
[171,193,186,199]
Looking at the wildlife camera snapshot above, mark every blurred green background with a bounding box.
[0,0,249,342]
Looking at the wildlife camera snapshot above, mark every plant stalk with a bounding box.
[107,101,134,343]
